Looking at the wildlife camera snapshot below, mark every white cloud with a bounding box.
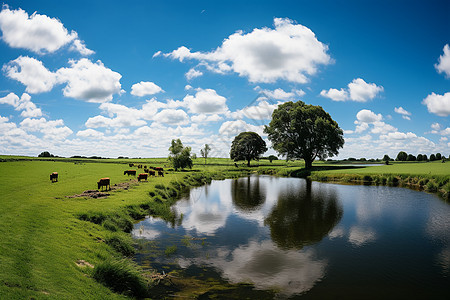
[441,128,450,136]
[56,58,122,103]
[185,68,203,80]
[76,128,104,138]
[130,81,163,97]
[162,17,331,83]
[431,122,441,131]
[154,109,189,125]
[183,88,228,114]
[259,88,305,100]
[191,113,222,123]
[394,106,411,120]
[0,7,93,55]
[356,109,382,123]
[319,88,348,101]
[218,120,265,137]
[19,117,72,140]
[422,92,450,117]
[0,92,42,118]
[348,78,383,102]
[320,78,383,102]
[435,44,450,78]
[230,100,279,120]
[3,56,59,93]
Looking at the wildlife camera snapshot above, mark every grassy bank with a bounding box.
[0,157,448,299]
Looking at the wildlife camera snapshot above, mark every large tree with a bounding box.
[264,101,344,169]
[230,132,267,167]
[168,139,193,171]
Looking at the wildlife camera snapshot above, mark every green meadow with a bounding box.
[0,156,448,299]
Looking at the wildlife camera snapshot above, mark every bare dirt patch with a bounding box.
[66,180,137,199]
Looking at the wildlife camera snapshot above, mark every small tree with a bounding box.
[200,144,211,165]
[417,154,423,161]
[168,139,193,171]
[268,155,278,163]
[423,154,428,161]
[38,151,54,157]
[396,151,407,161]
[382,154,390,162]
[430,154,436,161]
[230,132,267,167]
[436,153,442,160]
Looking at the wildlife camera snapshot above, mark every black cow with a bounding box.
[158,170,164,177]
[137,173,148,182]
[50,172,58,182]
[124,170,136,176]
[97,178,110,191]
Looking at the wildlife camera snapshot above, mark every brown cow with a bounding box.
[50,172,58,182]
[97,178,110,191]
[155,167,163,171]
[124,170,136,176]
[148,170,155,176]
[137,173,148,182]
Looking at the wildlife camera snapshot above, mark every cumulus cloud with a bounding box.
[0,92,42,118]
[422,92,450,117]
[183,88,228,114]
[356,109,382,123]
[394,106,411,120]
[76,128,104,138]
[56,58,122,103]
[258,87,305,100]
[130,81,163,97]
[185,68,203,80]
[0,6,93,55]
[320,78,383,102]
[218,120,265,137]
[20,117,72,140]
[3,57,122,103]
[154,109,189,125]
[191,113,222,123]
[435,44,450,78]
[3,56,59,93]
[230,100,279,120]
[161,17,331,83]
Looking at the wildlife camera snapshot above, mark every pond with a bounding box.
[133,176,450,299]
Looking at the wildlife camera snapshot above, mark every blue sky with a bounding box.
[0,0,449,159]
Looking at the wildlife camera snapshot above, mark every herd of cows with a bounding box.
[49,163,165,192]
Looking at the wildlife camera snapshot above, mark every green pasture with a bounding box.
[0,156,448,299]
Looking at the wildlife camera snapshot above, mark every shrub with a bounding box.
[93,258,148,297]
[105,233,135,257]
[426,180,438,192]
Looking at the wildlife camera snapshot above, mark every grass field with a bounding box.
[0,156,448,299]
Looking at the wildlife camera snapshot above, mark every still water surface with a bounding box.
[133,176,449,298]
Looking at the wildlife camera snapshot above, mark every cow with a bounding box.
[124,170,136,176]
[129,163,134,167]
[143,165,147,169]
[158,170,164,177]
[148,170,155,176]
[137,173,148,182]
[144,168,149,173]
[155,167,164,172]
[50,172,58,182]
[97,178,110,191]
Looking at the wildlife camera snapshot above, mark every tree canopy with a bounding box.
[230,132,267,167]
[168,139,193,171]
[396,151,407,161]
[264,101,344,169]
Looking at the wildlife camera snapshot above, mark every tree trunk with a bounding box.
[305,159,312,169]
[247,159,251,167]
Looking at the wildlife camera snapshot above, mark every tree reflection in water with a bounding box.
[265,179,343,250]
[231,176,266,211]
